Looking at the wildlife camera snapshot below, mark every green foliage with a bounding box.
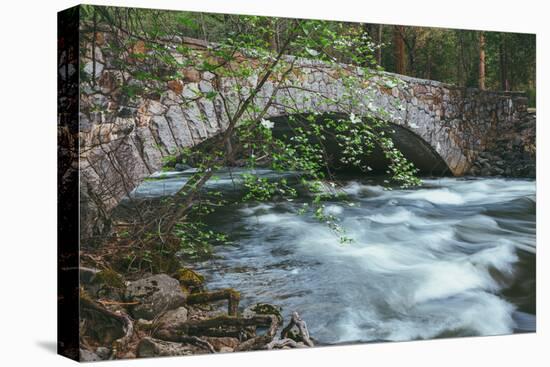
[174,221,229,260]
[161,154,178,167]
[92,269,125,289]
[120,84,144,100]
[242,174,297,202]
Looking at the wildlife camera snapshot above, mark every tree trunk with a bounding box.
[479,32,486,90]
[374,24,383,65]
[500,34,510,91]
[393,25,406,74]
[457,32,465,86]
[427,47,432,80]
[270,19,279,52]
[199,13,208,43]
[361,24,382,67]
[402,30,417,76]
[506,37,513,90]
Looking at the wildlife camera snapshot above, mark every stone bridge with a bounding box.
[76,34,532,238]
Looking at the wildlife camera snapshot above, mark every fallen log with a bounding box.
[186,289,241,316]
[156,314,274,340]
[152,313,279,352]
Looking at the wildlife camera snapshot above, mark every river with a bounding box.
[129,170,536,344]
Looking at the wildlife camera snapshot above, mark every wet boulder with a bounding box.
[125,274,186,320]
[157,306,189,328]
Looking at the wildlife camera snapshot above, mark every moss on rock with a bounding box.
[243,303,283,324]
[93,269,126,289]
[175,268,205,292]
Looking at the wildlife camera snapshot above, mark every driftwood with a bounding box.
[152,313,279,352]
[158,314,275,340]
[237,312,313,351]
[186,289,241,316]
[233,314,280,352]
[266,337,304,349]
[281,312,314,347]
[80,293,134,358]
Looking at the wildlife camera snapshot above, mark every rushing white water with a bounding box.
[129,173,536,343]
[194,176,535,343]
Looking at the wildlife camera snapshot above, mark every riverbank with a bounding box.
[78,265,314,361]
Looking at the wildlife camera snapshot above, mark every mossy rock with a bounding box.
[92,269,126,289]
[175,268,205,291]
[243,303,283,324]
[125,274,187,320]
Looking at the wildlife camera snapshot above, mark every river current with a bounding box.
[130,171,536,344]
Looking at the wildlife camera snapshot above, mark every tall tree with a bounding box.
[456,31,465,86]
[393,25,406,74]
[362,24,383,66]
[479,31,486,90]
[375,24,383,65]
[500,34,510,91]
[401,27,419,75]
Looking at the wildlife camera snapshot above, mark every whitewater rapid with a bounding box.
[194,177,536,343]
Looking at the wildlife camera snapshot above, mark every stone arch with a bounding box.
[254,69,476,176]
[268,113,451,176]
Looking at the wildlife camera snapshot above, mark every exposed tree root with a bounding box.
[233,314,280,352]
[79,267,313,356]
[281,312,314,347]
[80,292,134,359]
[155,314,275,341]
[137,336,214,357]
[266,337,302,349]
[172,336,215,353]
[186,288,241,316]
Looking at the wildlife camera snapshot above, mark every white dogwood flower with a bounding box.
[349,113,361,124]
[260,118,275,129]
